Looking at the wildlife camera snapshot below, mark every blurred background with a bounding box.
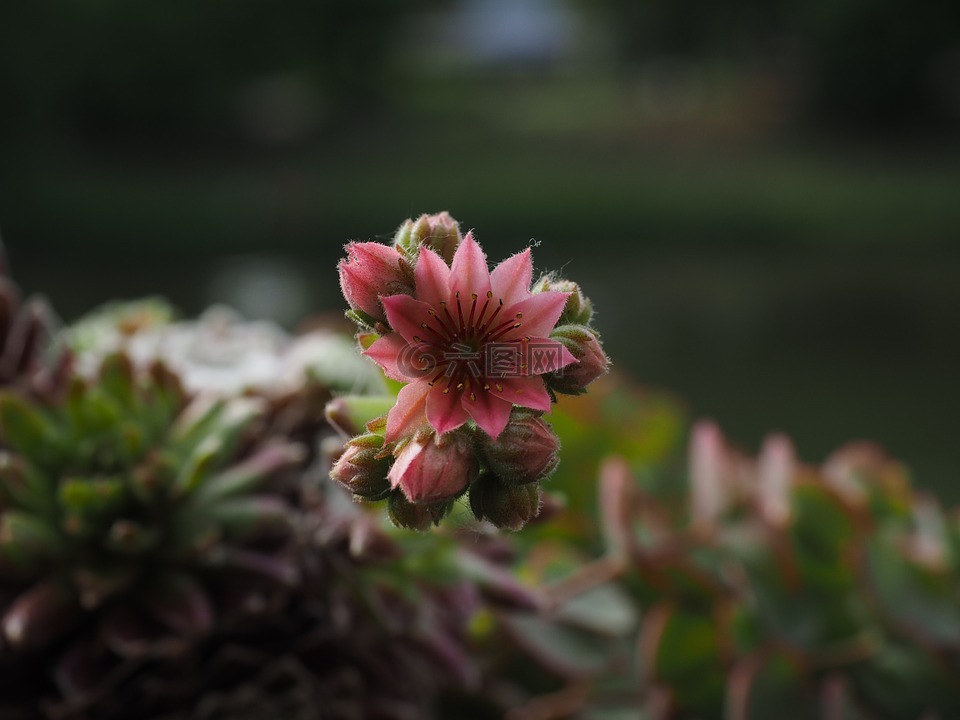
[1,0,958,497]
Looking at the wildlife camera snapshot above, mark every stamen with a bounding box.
[456,295,466,334]
[470,392,476,401]
[476,301,504,336]
[467,293,478,333]
[495,383,503,392]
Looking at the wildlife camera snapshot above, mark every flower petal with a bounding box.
[449,231,491,299]
[415,246,451,309]
[490,248,533,307]
[385,381,431,443]
[426,384,470,435]
[488,375,552,413]
[363,333,426,382]
[462,390,513,439]
[525,337,578,375]
[382,294,437,345]
[502,291,570,340]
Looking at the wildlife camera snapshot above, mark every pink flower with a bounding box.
[338,242,414,323]
[364,233,576,441]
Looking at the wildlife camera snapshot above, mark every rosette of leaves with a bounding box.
[588,428,960,719]
[64,301,386,466]
[0,352,308,717]
[0,241,67,400]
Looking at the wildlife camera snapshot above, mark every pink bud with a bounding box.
[338,242,414,323]
[481,412,560,485]
[388,432,478,504]
[546,325,610,395]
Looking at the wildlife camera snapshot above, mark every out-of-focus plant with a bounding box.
[0,241,68,401]
[548,424,960,719]
[332,212,611,531]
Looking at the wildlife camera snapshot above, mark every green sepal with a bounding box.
[346,308,378,330]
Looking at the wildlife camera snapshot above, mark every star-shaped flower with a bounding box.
[363,233,576,441]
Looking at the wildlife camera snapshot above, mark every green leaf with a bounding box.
[190,441,304,504]
[98,352,136,409]
[0,452,56,517]
[502,613,613,679]
[646,606,725,716]
[58,477,124,518]
[726,652,815,720]
[0,392,52,457]
[206,496,292,540]
[0,511,62,572]
[325,395,397,437]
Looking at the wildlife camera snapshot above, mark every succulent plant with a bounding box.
[0,351,309,717]
[577,424,960,719]
[334,215,610,531]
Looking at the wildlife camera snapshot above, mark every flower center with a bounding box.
[412,290,528,398]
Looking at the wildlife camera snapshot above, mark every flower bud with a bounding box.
[329,434,391,500]
[388,431,478,504]
[481,412,560,485]
[338,242,414,324]
[544,325,609,395]
[393,212,463,264]
[468,474,541,531]
[387,490,453,531]
[533,276,593,325]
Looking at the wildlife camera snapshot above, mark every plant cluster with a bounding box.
[333,212,610,531]
[551,423,960,719]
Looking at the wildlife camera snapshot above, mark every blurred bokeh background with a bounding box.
[1,0,958,496]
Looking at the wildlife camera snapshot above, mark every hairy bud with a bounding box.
[338,242,414,324]
[387,491,453,531]
[330,434,391,500]
[533,276,593,325]
[481,412,560,485]
[545,325,609,395]
[393,212,463,264]
[469,474,541,531]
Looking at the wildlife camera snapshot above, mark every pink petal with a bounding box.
[502,291,570,339]
[415,246,451,309]
[426,384,470,435]
[490,248,533,307]
[462,389,513,439]
[364,333,437,382]
[525,337,578,374]
[385,381,431,443]
[382,294,436,344]
[487,375,552,413]
[449,231,491,299]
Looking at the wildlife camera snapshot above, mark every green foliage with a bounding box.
[582,432,960,718]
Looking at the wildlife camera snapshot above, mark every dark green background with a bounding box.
[2,0,958,496]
